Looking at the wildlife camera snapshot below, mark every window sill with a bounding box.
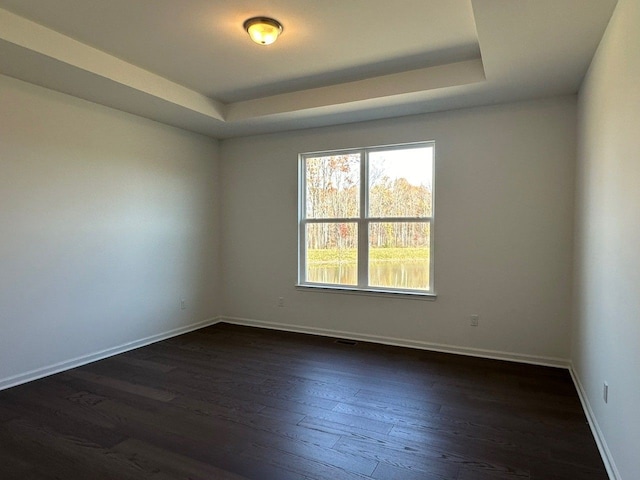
[295,284,437,301]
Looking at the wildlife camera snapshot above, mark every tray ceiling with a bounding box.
[0,0,617,138]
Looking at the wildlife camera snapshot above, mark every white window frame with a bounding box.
[297,141,436,298]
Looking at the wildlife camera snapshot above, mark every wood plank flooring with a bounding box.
[0,323,607,479]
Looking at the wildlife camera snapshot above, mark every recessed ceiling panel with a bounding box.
[0,0,480,101]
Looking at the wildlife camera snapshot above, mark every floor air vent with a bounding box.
[335,339,358,346]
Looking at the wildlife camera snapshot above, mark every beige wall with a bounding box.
[0,74,221,386]
[574,0,640,477]
[220,97,577,364]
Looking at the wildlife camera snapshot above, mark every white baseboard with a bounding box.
[220,316,570,368]
[0,317,222,392]
[569,365,620,480]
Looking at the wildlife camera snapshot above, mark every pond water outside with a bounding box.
[307,262,429,290]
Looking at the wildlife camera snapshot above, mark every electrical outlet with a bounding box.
[278,297,285,307]
[470,314,479,327]
[181,299,186,310]
[603,382,609,403]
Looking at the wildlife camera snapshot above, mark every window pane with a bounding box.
[306,223,357,286]
[368,146,433,218]
[368,222,430,290]
[305,154,360,219]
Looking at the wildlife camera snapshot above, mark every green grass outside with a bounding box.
[308,247,429,264]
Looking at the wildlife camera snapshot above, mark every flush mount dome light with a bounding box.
[244,17,283,45]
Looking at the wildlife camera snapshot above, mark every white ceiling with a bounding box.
[0,0,617,138]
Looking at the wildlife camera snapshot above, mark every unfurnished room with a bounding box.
[0,1,638,479]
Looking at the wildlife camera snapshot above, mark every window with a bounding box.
[298,142,435,296]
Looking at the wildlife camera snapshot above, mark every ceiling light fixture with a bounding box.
[243,17,283,46]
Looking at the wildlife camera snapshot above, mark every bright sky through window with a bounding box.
[370,146,433,188]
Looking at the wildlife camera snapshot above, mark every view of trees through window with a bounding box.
[301,143,434,292]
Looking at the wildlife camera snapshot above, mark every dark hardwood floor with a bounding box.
[0,323,607,479]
